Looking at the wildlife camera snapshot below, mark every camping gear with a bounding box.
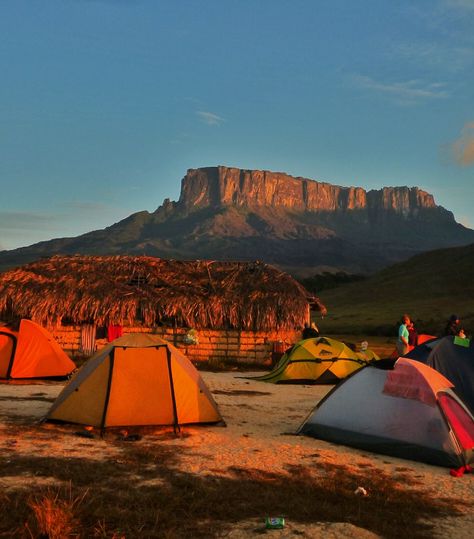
[107,324,123,342]
[298,358,474,467]
[356,347,380,362]
[265,518,285,529]
[0,320,75,379]
[450,464,473,477]
[405,335,474,415]
[249,337,369,384]
[45,333,224,430]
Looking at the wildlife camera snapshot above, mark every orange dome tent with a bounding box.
[45,333,224,430]
[0,320,75,379]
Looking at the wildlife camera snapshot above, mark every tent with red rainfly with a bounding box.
[404,335,474,415]
[0,319,75,379]
[298,358,474,468]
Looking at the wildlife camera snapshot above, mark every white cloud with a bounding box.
[450,122,474,166]
[196,110,225,126]
[0,202,127,250]
[60,201,120,213]
[404,1,474,44]
[458,215,473,228]
[443,0,474,10]
[0,212,60,250]
[353,75,449,105]
[0,211,58,232]
[393,41,473,73]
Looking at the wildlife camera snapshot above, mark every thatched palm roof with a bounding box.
[0,256,325,331]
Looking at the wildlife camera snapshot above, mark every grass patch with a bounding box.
[0,441,468,538]
[318,244,474,336]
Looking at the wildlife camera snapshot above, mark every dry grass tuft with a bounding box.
[25,484,86,539]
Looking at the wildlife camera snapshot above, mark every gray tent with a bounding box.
[298,358,474,468]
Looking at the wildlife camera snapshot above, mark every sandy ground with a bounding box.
[0,372,473,538]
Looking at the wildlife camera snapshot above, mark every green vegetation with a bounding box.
[316,243,474,336]
[299,271,367,293]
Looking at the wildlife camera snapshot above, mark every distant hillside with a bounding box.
[1,166,474,274]
[317,243,474,336]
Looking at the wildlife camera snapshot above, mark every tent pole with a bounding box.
[166,346,180,435]
[0,331,18,380]
[100,348,116,437]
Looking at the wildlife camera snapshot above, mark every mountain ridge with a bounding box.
[1,166,473,275]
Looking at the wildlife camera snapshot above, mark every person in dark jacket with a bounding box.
[444,315,462,337]
[408,321,418,347]
[302,322,319,339]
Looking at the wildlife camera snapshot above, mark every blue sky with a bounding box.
[1,0,473,250]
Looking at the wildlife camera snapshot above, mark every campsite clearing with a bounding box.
[0,372,472,538]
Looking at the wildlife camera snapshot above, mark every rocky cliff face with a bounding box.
[178,166,437,217]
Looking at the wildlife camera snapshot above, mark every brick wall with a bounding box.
[51,325,301,366]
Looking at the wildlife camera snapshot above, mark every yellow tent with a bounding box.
[250,337,369,384]
[0,320,75,379]
[45,333,223,429]
[356,349,380,362]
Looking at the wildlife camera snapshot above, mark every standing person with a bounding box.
[396,314,410,356]
[309,321,319,337]
[408,320,418,347]
[302,322,319,339]
[444,315,461,336]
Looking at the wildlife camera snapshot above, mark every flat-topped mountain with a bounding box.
[1,166,473,275]
[178,167,437,214]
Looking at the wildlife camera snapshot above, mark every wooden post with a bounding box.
[173,318,177,346]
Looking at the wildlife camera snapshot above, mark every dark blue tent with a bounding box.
[405,336,474,415]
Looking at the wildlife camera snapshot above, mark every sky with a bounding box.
[1,0,473,251]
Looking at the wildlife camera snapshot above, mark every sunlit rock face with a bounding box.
[178,166,436,217]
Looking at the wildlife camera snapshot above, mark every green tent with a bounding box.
[251,337,370,384]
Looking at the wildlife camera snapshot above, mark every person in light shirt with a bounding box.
[396,314,410,356]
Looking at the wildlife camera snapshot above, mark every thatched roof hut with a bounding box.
[0,256,325,331]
